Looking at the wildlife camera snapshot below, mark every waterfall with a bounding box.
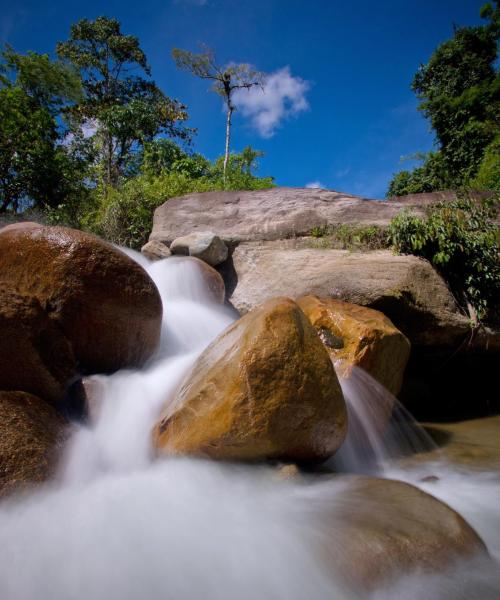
[0,251,499,600]
[62,254,235,484]
[331,365,437,474]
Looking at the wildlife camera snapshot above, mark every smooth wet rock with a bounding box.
[0,391,69,498]
[0,289,76,404]
[297,296,410,396]
[411,415,500,470]
[153,297,347,461]
[170,231,228,266]
[140,240,171,261]
[319,476,487,590]
[0,225,162,374]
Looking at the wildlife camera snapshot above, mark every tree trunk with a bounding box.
[106,130,113,186]
[223,103,233,186]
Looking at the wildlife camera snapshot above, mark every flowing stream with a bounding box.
[0,253,499,600]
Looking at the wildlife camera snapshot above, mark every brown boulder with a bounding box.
[153,297,346,461]
[0,391,70,498]
[0,289,76,404]
[297,296,410,396]
[319,476,487,590]
[0,226,162,374]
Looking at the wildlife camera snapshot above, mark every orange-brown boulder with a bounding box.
[0,288,76,404]
[318,476,487,590]
[0,225,162,374]
[153,297,347,461]
[297,296,410,396]
[0,391,70,498]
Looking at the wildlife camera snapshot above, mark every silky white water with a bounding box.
[0,252,499,600]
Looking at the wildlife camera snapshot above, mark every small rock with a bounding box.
[170,231,228,266]
[420,475,440,483]
[276,463,301,481]
[141,240,172,261]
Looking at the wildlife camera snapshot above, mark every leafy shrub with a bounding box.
[388,194,499,322]
[472,136,500,191]
[387,152,449,197]
[82,162,273,249]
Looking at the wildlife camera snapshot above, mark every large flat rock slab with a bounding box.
[149,187,432,244]
[228,244,471,348]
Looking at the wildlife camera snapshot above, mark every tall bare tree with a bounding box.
[172,47,262,182]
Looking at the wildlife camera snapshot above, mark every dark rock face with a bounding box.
[0,391,70,498]
[0,226,163,375]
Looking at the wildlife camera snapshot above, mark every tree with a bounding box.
[387,2,500,195]
[1,44,81,117]
[57,17,189,186]
[172,46,262,181]
[0,47,82,212]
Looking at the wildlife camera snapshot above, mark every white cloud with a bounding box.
[232,66,310,138]
[305,181,325,189]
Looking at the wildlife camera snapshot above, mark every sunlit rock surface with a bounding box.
[297,296,410,397]
[154,297,347,461]
[149,187,451,244]
[229,244,469,348]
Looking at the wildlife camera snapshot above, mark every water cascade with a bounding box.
[330,365,437,474]
[0,253,499,600]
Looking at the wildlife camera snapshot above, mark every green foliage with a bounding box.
[472,136,500,190]
[387,152,449,197]
[389,195,500,321]
[388,3,500,195]
[309,224,389,251]
[1,45,81,116]
[77,146,274,248]
[1,17,275,237]
[57,16,190,186]
[0,47,85,212]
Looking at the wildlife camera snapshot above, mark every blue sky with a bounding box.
[0,0,487,198]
